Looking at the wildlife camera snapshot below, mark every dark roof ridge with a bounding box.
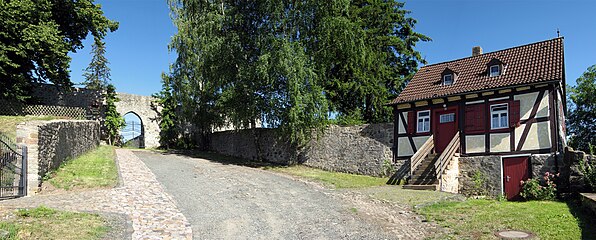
[420,37,564,69]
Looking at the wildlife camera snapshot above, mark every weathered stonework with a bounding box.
[209,123,400,177]
[303,124,395,177]
[563,147,595,192]
[16,120,100,195]
[209,128,295,165]
[114,93,161,149]
[440,157,459,193]
[458,155,502,196]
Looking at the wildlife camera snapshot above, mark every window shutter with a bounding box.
[407,111,416,134]
[510,100,521,128]
[465,104,485,134]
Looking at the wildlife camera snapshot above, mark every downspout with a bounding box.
[553,84,561,172]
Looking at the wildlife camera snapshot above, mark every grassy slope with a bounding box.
[266,165,389,189]
[419,199,596,240]
[0,206,108,240]
[0,116,58,140]
[48,146,118,190]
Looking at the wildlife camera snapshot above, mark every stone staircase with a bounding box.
[403,153,438,190]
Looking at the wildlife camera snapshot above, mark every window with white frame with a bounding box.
[489,65,501,77]
[490,104,508,129]
[417,110,430,133]
[443,74,454,85]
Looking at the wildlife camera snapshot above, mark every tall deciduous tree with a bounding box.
[568,65,596,152]
[0,0,118,101]
[163,0,427,148]
[83,38,111,90]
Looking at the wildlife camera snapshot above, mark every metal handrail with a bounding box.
[435,132,460,179]
[410,135,434,176]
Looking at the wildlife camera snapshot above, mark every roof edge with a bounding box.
[387,80,562,106]
[419,37,564,70]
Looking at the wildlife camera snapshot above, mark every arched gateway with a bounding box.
[115,93,160,148]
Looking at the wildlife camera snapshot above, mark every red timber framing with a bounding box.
[392,83,563,161]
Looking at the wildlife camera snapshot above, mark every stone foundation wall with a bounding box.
[208,123,400,177]
[440,157,459,193]
[16,120,100,195]
[458,155,502,196]
[458,153,563,197]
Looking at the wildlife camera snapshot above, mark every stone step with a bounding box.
[410,178,438,185]
[402,184,438,191]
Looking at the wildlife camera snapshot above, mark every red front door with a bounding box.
[503,157,530,200]
[433,108,458,153]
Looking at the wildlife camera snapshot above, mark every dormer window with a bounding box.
[441,67,457,86]
[490,65,501,77]
[443,74,454,85]
[487,58,505,77]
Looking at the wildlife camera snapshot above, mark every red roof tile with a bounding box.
[391,38,564,104]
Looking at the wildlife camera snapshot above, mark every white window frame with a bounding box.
[490,65,501,77]
[443,74,454,85]
[417,110,431,133]
[490,103,509,129]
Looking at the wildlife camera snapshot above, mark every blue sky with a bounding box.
[69,0,596,97]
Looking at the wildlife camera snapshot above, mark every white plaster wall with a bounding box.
[466,135,485,153]
[397,137,414,157]
[536,90,550,118]
[514,90,549,120]
[398,112,407,134]
[490,133,510,152]
[521,121,552,150]
[515,92,537,119]
[413,136,431,151]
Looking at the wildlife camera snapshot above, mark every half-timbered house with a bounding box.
[390,38,566,200]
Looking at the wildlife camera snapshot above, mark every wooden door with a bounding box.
[434,108,458,153]
[503,157,530,200]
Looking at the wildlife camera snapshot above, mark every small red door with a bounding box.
[503,157,530,200]
[433,108,458,153]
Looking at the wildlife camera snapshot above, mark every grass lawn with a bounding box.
[266,165,389,188]
[47,145,118,190]
[0,115,59,140]
[419,199,596,240]
[0,206,108,239]
[355,186,458,207]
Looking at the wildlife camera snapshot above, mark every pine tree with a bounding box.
[83,38,111,90]
[104,84,125,145]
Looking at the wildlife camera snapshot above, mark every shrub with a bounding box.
[520,172,558,201]
[578,144,596,192]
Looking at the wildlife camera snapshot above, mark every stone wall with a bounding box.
[458,155,502,196]
[302,124,395,177]
[458,153,563,197]
[208,123,401,177]
[563,147,595,192]
[209,128,295,165]
[16,120,100,195]
[440,157,459,193]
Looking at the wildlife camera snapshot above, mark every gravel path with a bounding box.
[0,149,192,239]
[135,151,438,240]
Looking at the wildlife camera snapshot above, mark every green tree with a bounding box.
[307,0,429,123]
[0,0,118,101]
[153,74,180,149]
[163,0,427,149]
[104,84,124,145]
[568,65,596,151]
[83,38,111,90]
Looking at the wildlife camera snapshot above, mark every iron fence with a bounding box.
[0,133,27,199]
